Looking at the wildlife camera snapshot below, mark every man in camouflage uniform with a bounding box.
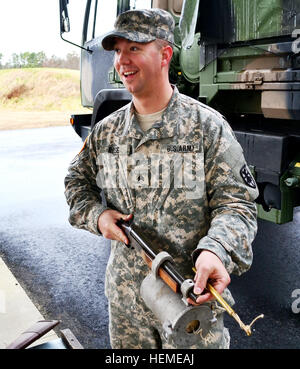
[64,8,258,349]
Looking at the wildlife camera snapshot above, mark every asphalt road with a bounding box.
[0,126,110,349]
[0,126,299,349]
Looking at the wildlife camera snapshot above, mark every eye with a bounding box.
[130,46,139,51]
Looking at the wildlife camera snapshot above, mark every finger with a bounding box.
[187,290,213,306]
[111,223,129,244]
[187,297,197,306]
[209,280,227,296]
[116,212,133,223]
[211,271,230,293]
[195,291,214,304]
[193,268,209,296]
[193,271,202,295]
[116,214,133,244]
[122,213,133,223]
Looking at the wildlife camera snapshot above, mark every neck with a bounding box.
[133,83,173,115]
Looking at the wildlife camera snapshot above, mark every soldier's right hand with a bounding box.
[97,210,133,245]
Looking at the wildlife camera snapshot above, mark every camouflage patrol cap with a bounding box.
[102,8,175,51]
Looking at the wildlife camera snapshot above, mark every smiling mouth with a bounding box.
[123,71,138,79]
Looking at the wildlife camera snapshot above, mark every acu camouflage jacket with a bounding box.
[65,86,258,298]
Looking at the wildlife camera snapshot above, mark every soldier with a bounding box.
[64,8,259,349]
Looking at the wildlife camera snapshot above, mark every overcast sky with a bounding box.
[0,1,76,62]
[0,0,152,64]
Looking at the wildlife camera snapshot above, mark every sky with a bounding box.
[0,0,80,63]
[0,0,152,64]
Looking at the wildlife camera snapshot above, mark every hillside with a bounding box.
[0,68,90,130]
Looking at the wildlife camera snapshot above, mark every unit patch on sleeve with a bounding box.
[240,164,257,188]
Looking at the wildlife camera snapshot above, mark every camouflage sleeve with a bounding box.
[193,114,259,276]
[64,129,110,236]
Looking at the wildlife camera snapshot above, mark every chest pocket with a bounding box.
[96,139,135,213]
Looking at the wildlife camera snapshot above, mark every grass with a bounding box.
[0,68,90,130]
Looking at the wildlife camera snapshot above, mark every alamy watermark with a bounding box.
[292,29,300,54]
[0,290,5,314]
[291,289,300,314]
[95,149,204,200]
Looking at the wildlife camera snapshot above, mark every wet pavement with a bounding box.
[0,126,299,349]
[225,211,300,349]
[0,126,110,349]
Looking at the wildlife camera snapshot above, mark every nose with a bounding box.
[115,49,131,65]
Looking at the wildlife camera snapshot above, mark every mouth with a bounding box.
[122,70,138,80]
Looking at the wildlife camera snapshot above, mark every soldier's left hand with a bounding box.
[187,250,230,306]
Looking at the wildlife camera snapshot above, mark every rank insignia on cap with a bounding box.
[240,165,257,188]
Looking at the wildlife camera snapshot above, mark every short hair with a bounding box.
[154,39,174,51]
[154,39,173,69]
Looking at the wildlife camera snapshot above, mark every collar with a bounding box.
[121,86,180,142]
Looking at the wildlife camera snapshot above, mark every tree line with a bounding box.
[0,51,80,70]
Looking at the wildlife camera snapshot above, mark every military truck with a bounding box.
[59,0,300,224]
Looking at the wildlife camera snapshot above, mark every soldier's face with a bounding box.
[113,38,164,97]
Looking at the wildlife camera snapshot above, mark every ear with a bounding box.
[161,45,173,67]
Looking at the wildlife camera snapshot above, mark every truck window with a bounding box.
[87,0,151,40]
[87,0,118,41]
[87,0,152,42]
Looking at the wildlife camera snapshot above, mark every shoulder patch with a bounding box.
[240,165,257,188]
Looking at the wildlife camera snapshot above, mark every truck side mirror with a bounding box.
[60,0,70,34]
[59,0,92,54]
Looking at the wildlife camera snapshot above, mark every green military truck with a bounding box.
[59,0,300,224]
